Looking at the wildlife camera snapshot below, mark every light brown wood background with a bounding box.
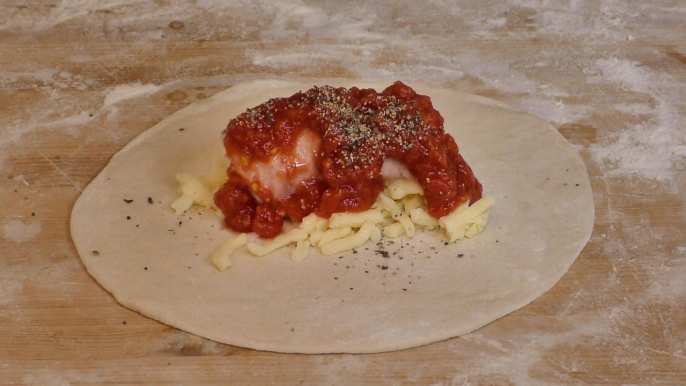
[1,1,685,385]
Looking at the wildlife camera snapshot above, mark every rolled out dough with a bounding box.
[70,80,594,353]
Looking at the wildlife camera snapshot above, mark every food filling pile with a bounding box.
[172,82,494,270]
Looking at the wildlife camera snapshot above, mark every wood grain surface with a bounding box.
[1,1,685,385]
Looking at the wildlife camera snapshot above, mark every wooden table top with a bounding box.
[1,2,684,385]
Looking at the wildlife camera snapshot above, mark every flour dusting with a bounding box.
[3,220,42,243]
[103,83,161,109]
[643,262,686,305]
[22,371,72,386]
[591,114,686,182]
[0,280,23,306]
[589,58,685,182]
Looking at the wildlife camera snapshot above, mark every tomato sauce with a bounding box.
[214,81,482,238]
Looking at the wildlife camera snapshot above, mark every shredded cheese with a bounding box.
[291,240,310,262]
[211,233,248,271]
[172,156,230,215]
[329,210,385,228]
[247,228,308,256]
[172,173,213,215]
[387,178,423,199]
[383,222,406,238]
[316,227,353,246]
[200,156,230,190]
[439,195,496,242]
[377,192,402,217]
[409,207,439,229]
[320,222,377,255]
[174,172,495,271]
[402,194,424,215]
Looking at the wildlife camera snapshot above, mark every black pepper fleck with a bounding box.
[458,254,464,258]
[92,250,100,256]
[148,197,153,204]
[123,199,133,203]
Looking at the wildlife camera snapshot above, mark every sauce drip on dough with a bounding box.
[215,81,482,237]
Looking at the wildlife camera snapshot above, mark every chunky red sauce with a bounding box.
[214,81,482,238]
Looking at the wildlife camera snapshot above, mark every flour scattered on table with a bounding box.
[0,280,23,306]
[3,220,42,243]
[589,57,686,183]
[103,82,162,112]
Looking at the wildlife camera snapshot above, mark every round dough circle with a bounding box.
[71,80,594,354]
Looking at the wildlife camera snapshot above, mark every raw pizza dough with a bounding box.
[71,80,594,354]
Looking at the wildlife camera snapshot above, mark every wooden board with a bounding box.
[1,2,684,384]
